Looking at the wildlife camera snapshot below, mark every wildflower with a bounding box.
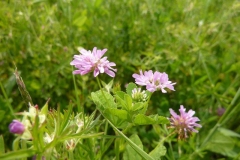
[217,107,225,116]
[9,118,32,139]
[169,105,202,139]
[70,47,117,77]
[12,103,48,140]
[132,88,147,102]
[132,70,176,93]
[9,120,25,134]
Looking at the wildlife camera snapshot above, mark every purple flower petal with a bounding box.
[9,120,25,134]
[169,105,202,140]
[70,47,117,77]
[132,70,176,93]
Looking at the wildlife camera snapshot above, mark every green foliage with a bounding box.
[1,0,240,159]
[91,85,169,127]
[123,134,143,160]
[149,144,166,160]
[107,119,155,160]
[133,114,169,125]
[0,101,103,160]
[0,135,4,154]
[205,127,240,158]
[0,149,36,160]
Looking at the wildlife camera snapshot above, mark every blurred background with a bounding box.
[1,0,240,159]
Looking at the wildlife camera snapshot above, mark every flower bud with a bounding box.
[9,120,25,134]
[132,88,147,102]
[217,107,225,116]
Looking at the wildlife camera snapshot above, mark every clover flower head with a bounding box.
[132,88,147,102]
[9,120,25,134]
[217,107,225,116]
[70,47,117,77]
[132,70,176,93]
[169,105,202,140]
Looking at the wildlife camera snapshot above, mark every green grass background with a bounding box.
[1,0,240,159]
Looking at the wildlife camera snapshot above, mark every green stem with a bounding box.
[199,52,214,86]
[147,93,152,104]
[69,150,74,160]
[0,80,15,117]
[96,77,110,107]
[162,125,175,160]
[144,0,160,37]
[100,119,109,157]
[115,138,120,160]
[37,154,42,160]
[22,0,39,42]
[122,123,133,134]
[218,87,240,124]
[72,67,82,113]
[107,119,154,160]
[96,77,103,92]
[96,77,112,159]
[169,141,175,160]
